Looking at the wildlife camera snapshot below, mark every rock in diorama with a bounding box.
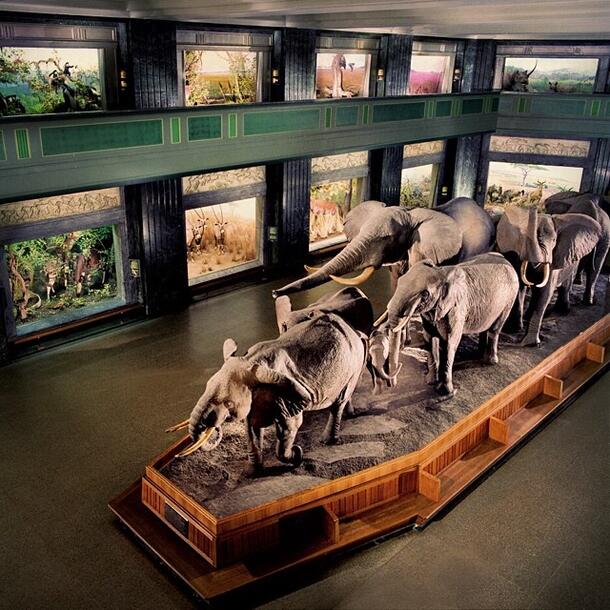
[376,253,519,397]
[168,311,368,473]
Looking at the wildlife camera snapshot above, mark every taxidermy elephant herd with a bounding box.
[167,191,609,474]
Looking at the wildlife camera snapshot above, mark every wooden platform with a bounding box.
[110,314,610,603]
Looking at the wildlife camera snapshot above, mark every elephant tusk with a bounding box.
[304,264,320,274]
[536,263,551,288]
[176,427,215,458]
[165,419,189,433]
[520,261,534,287]
[330,266,375,286]
[392,317,410,334]
[373,310,388,327]
[377,362,403,381]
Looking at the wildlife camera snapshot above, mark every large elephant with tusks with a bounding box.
[272,197,495,297]
[168,313,367,474]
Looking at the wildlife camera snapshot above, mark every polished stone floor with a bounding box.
[0,271,608,609]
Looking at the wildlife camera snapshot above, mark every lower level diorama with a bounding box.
[110,193,610,603]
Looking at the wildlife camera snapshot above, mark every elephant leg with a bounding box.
[245,422,265,476]
[553,285,571,315]
[435,333,459,398]
[322,375,359,444]
[422,329,438,385]
[387,331,401,387]
[584,242,609,305]
[505,284,527,333]
[275,413,304,466]
[484,308,510,365]
[521,274,558,347]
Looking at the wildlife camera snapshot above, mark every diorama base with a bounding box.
[110,315,610,604]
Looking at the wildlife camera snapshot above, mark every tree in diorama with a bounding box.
[510,163,549,187]
[224,51,257,103]
[0,48,29,114]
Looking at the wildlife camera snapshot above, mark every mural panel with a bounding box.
[403,140,445,158]
[182,167,266,195]
[489,136,590,158]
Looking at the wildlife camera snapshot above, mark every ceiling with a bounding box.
[1,0,610,40]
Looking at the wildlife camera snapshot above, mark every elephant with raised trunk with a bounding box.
[274,286,374,336]
[377,253,519,397]
[544,191,610,306]
[167,313,367,474]
[272,197,495,297]
[496,206,602,346]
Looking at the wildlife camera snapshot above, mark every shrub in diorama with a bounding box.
[309,180,361,242]
[7,227,117,326]
[0,47,102,115]
[400,174,433,208]
[183,50,257,105]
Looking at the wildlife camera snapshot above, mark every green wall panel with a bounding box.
[243,108,320,136]
[529,97,587,116]
[373,102,425,123]
[170,117,181,144]
[187,115,222,141]
[336,106,359,127]
[41,120,163,156]
[435,100,452,117]
[491,97,499,112]
[228,113,237,138]
[462,98,484,115]
[15,128,30,159]
[0,131,5,161]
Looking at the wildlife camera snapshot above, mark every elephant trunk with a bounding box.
[273,235,375,297]
[525,207,544,263]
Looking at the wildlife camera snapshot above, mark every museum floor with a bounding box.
[0,270,608,609]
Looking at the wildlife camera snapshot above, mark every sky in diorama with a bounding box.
[485,161,584,210]
[502,57,598,93]
[407,54,453,94]
[185,198,259,284]
[309,177,365,249]
[6,226,120,334]
[0,47,102,115]
[183,50,258,105]
[400,164,436,207]
[315,52,370,98]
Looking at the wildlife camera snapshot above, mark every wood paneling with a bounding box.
[382,35,412,97]
[139,179,189,316]
[129,20,178,109]
[488,416,509,445]
[369,146,403,205]
[282,28,316,102]
[418,470,441,503]
[586,342,605,363]
[543,375,564,399]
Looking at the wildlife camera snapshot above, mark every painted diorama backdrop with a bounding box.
[0,46,102,114]
[315,52,370,98]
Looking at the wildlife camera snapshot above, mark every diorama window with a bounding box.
[182,166,265,284]
[309,152,369,250]
[315,52,371,99]
[5,224,123,335]
[182,49,261,105]
[498,57,599,93]
[400,165,439,207]
[485,161,584,211]
[408,42,456,95]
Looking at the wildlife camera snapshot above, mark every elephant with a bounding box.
[377,253,519,397]
[544,192,610,306]
[367,328,402,394]
[272,197,496,297]
[496,206,602,346]
[168,312,367,474]
[274,286,374,335]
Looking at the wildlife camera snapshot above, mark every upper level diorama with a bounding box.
[1,1,609,361]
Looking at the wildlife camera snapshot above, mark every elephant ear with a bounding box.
[409,209,463,264]
[434,268,467,322]
[343,200,386,241]
[496,206,531,257]
[223,338,238,360]
[552,213,602,270]
[250,363,311,418]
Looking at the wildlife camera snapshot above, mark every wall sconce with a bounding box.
[441,186,448,196]
[119,69,128,92]
[453,67,461,82]
[376,68,385,81]
[272,68,280,85]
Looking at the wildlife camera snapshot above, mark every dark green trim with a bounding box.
[336,106,359,127]
[187,115,222,141]
[228,113,238,139]
[373,101,425,123]
[0,131,5,162]
[435,100,452,117]
[15,129,30,160]
[41,120,163,156]
[171,117,181,144]
[243,108,320,136]
[462,98,484,115]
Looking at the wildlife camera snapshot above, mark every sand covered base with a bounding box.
[163,276,609,518]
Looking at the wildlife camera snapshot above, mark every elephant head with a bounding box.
[273,200,463,297]
[171,339,299,457]
[384,261,467,334]
[496,206,601,285]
